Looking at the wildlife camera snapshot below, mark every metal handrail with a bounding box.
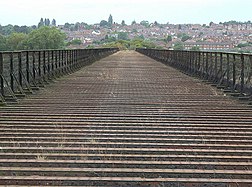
[136,48,252,96]
[0,48,119,103]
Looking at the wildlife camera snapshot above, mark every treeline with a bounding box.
[0,24,35,36]
[220,20,252,25]
[0,26,66,51]
[0,18,57,36]
[98,39,161,50]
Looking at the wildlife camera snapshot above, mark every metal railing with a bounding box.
[136,49,252,97]
[0,48,118,104]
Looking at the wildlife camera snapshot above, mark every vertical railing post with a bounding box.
[69,50,73,71]
[47,51,50,79]
[43,51,46,78]
[197,52,201,75]
[205,52,209,79]
[58,50,61,71]
[51,50,54,77]
[226,53,230,87]
[18,52,22,87]
[214,53,218,82]
[64,50,67,73]
[0,53,4,96]
[66,50,68,73]
[10,53,14,91]
[202,52,205,78]
[189,51,192,73]
[73,50,76,70]
[26,51,30,83]
[60,50,63,74]
[208,52,213,80]
[32,51,36,80]
[62,50,65,74]
[38,51,41,78]
[240,54,245,94]
[232,54,236,91]
[55,50,58,76]
[220,53,223,81]
[58,50,61,75]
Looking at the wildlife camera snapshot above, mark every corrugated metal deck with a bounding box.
[0,51,251,186]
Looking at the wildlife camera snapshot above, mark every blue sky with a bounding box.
[0,0,251,26]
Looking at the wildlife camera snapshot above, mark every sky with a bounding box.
[0,0,251,26]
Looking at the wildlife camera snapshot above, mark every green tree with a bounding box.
[181,34,191,42]
[100,20,109,27]
[132,29,138,33]
[165,35,172,43]
[2,24,14,35]
[68,39,82,45]
[121,20,126,26]
[118,32,128,40]
[0,34,7,51]
[135,34,144,40]
[44,18,50,26]
[38,18,44,28]
[52,19,56,26]
[64,23,71,29]
[31,25,37,30]
[26,26,66,49]
[13,25,31,34]
[6,32,28,50]
[209,21,214,27]
[131,20,136,25]
[108,14,113,26]
[74,22,80,31]
[140,20,150,27]
[173,42,184,50]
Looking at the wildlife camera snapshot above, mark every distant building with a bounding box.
[184,42,234,51]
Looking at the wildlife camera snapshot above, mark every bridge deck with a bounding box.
[0,51,252,186]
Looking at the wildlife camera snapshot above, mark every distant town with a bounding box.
[1,15,252,52]
[60,15,252,52]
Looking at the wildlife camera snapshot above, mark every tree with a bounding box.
[165,35,172,43]
[26,26,66,49]
[1,24,14,35]
[38,18,44,28]
[100,20,108,27]
[118,32,128,40]
[0,34,7,51]
[44,18,50,26]
[0,25,2,34]
[68,39,82,46]
[181,34,191,42]
[140,20,149,27]
[13,25,31,34]
[135,34,145,40]
[131,20,136,25]
[209,21,214,27]
[6,32,27,50]
[31,25,37,30]
[173,42,184,50]
[52,19,56,26]
[108,14,113,26]
[121,20,126,26]
[64,23,71,29]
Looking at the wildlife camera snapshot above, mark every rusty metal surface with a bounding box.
[0,51,252,186]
